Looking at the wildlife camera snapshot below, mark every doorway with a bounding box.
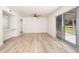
[20,19,23,34]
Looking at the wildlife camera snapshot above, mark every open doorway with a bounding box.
[20,19,23,34]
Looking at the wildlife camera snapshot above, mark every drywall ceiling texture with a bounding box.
[9,6,60,17]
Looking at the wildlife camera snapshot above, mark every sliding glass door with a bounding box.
[56,7,79,48]
[64,9,76,45]
[56,15,63,40]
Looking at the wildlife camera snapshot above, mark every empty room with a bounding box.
[0,6,79,53]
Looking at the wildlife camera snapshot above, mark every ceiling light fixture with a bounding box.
[33,13,40,17]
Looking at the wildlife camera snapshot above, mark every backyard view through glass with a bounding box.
[64,9,76,44]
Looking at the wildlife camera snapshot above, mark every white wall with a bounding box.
[0,7,3,46]
[3,15,21,41]
[23,17,48,33]
[0,7,21,42]
[10,15,21,36]
[48,6,77,38]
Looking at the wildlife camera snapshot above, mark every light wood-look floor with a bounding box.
[0,33,77,53]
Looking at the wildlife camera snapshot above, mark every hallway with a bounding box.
[0,33,76,53]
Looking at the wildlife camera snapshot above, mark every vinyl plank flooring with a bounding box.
[0,33,77,53]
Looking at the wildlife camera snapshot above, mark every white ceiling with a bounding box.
[9,6,60,17]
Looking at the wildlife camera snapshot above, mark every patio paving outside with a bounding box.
[65,33,76,44]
